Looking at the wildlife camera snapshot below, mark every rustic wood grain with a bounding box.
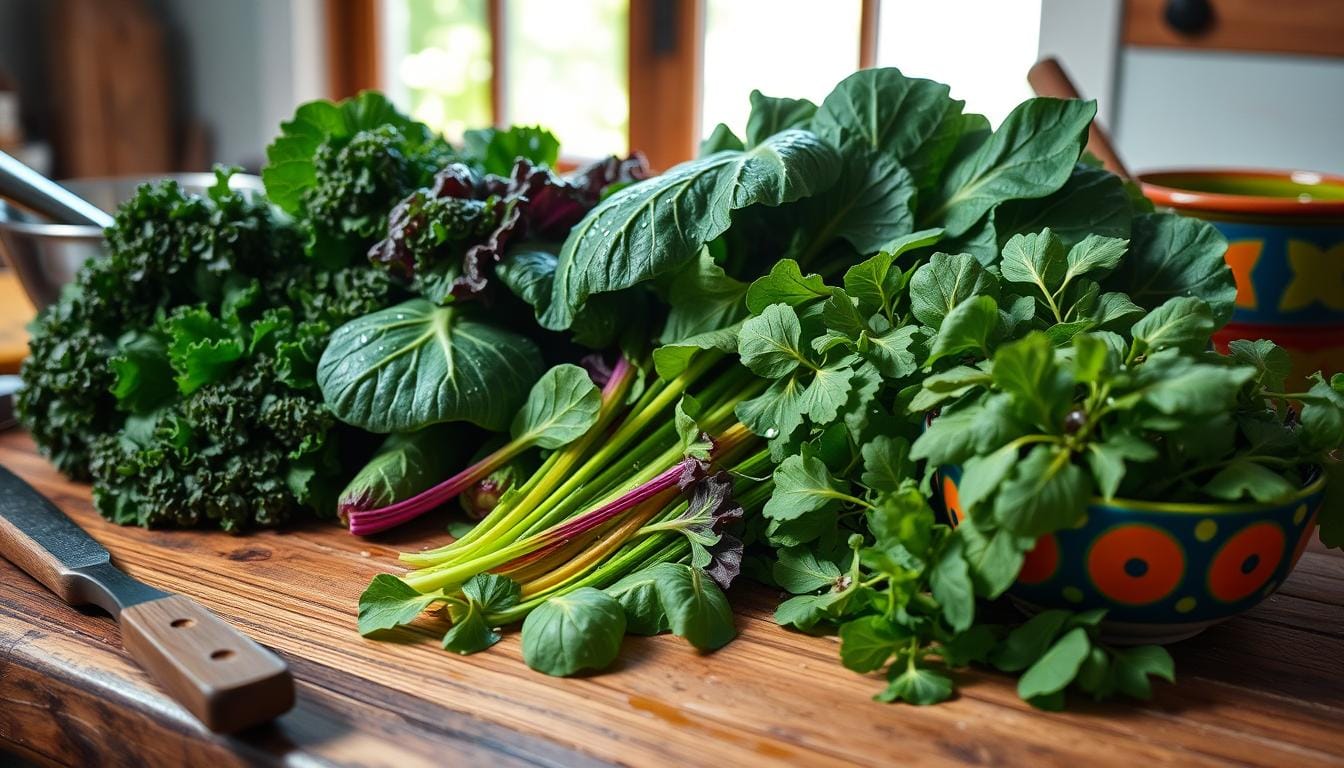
[1,431,1343,767]
[1123,0,1344,59]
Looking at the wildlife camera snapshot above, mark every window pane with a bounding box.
[701,0,862,139]
[385,0,494,142]
[504,0,628,158]
[877,0,1041,126]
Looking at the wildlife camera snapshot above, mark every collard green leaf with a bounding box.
[995,163,1132,248]
[318,299,545,433]
[738,303,810,378]
[521,588,626,676]
[660,249,749,343]
[357,574,445,636]
[1105,213,1236,325]
[1017,627,1091,701]
[543,130,840,329]
[605,569,670,635]
[700,123,745,155]
[909,252,999,329]
[790,152,917,258]
[813,67,964,192]
[922,98,1095,237]
[646,563,736,651]
[745,90,818,146]
[746,259,830,313]
[461,125,560,175]
[511,364,602,449]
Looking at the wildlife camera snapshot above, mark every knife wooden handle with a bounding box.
[119,594,294,734]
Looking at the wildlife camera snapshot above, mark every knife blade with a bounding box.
[0,466,294,733]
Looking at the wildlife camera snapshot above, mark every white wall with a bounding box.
[1113,48,1344,175]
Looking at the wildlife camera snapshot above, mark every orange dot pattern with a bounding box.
[1017,534,1059,585]
[1209,522,1285,603]
[1087,525,1184,606]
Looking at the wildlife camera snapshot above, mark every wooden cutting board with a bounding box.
[1,430,1342,767]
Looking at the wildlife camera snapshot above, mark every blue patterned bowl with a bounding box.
[939,467,1326,644]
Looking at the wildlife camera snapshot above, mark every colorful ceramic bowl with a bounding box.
[938,467,1326,644]
[1140,169,1344,329]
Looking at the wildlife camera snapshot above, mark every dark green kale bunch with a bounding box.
[263,91,455,268]
[19,168,397,531]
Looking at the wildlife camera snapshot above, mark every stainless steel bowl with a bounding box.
[0,173,265,310]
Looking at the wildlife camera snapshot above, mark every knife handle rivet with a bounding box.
[170,618,195,629]
[211,649,236,661]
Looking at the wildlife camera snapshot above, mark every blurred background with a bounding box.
[1,0,1341,177]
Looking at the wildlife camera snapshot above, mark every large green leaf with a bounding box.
[1104,212,1236,325]
[921,98,1095,237]
[263,92,426,215]
[745,90,818,147]
[995,163,1132,247]
[542,130,841,330]
[789,151,917,259]
[318,299,544,433]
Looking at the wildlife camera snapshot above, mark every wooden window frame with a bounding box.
[329,0,889,169]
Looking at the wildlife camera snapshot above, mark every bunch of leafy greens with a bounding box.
[18,168,396,530]
[347,68,1342,706]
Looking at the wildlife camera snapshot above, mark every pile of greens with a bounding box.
[22,71,1343,707]
[336,69,1343,705]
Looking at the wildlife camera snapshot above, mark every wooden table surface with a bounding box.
[1,430,1342,767]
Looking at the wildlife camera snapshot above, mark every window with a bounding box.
[355,0,1047,167]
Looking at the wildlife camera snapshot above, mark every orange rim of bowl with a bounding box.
[1139,168,1344,217]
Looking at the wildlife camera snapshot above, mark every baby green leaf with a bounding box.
[652,324,741,380]
[908,365,992,412]
[746,259,830,313]
[861,435,914,494]
[991,333,1068,430]
[993,445,1089,537]
[544,129,840,330]
[957,519,1028,598]
[1227,339,1291,392]
[442,609,498,655]
[739,303,811,378]
[1203,459,1299,502]
[1064,234,1129,282]
[839,616,909,673]
[930,537,975,632]
[909,252,998,329]
[925,295,998,366]
[1000,228,1067,298]
[843,228,943,316]
[1300,372,1344,451]
[775,592,844,630]
[765,452,847,521]
[773,547,843,594]
[318,299,544,433]
[647,563,736,651]
[1086,434,1158,499]
[661,250,750,342]
[461,573,521,614]
[991,609,1071,672]
[878,665,954,706]
[736,374,807,441]
[1017,627,1091,701]
[605,569,670,635]
[675,395,713,461]
[511,364,602,449]
[957,443,1018,515]
[800,361,855,424]
[923,98,1095,237]
[357,574,446,636]
[1112,645,1175,700]
[521,588,627,676]
[861,325,920,379]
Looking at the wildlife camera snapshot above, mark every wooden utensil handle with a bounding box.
[119,594,294,734]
